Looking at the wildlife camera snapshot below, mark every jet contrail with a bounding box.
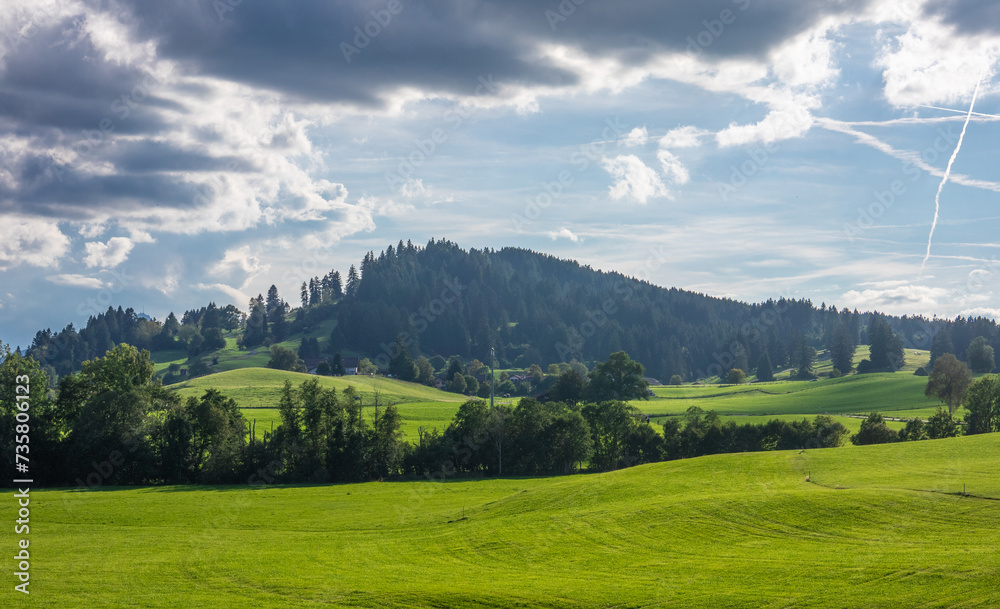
[921,74,985,272]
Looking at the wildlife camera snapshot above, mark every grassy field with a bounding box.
[642,373,942,417]
[170,368,478,440]
[699,344,931,383]
[8,433,999,608]
[172,367,466,407]
[235,401,495,442]
[171,367,951,441]
[645,413,908,437]
[149,316,344,379]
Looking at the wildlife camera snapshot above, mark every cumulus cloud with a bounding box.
[358,195,415,216]
[0,218,71,270]
[601,155,670,203]
[210,245,268,277]
[875,8,1000,107]
[193,282,252,307]
[619,127,648,147]
[400,178,428,198]
[839,282,952,315]
[656,149,691,184]
[83,237,134,268]
[716,102,815,147]
[770,26,840,88]
[46,274,108,289]
[659,126,710,149]
[546,228,580,242]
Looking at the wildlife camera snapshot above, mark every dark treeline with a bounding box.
[327,240,1000,381]
[20,239,1000,385]
[0,342,849,487]
[26,303,244,386]
[5,342,999,488]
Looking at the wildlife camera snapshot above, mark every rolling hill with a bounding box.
[12,433,1000,608]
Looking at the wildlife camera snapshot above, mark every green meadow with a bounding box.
[8,433,1000,608]
[169,368,497,441]
[163,365,952,441]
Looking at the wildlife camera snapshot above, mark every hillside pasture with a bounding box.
[9,433,1000,608]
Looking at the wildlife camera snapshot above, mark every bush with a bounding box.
[856,359,874,374]
[725,369,746,384]
[913,367,928,376]
[669,374,684,386]
[829,368,842,378]
[851,412,899,445]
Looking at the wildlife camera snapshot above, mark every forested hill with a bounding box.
[22,239,1000,383]
[326,239,963,381]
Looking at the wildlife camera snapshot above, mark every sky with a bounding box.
[1,0,999,349]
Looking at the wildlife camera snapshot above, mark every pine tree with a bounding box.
[792,335,816,379]
[346,265,360,297]
[756,352,774,382]
[869,315,904,372]
[331,271,343,298]
[830,323,856,374]
[266,285,281,315]
[929,330,954,369]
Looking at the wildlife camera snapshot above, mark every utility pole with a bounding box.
[490,346,496,409]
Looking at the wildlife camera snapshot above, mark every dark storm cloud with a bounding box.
[0,150,217,219]
[0,0,874,224]
[110,142,247,174]
[115,0,872,105]
[924,0,1000,35]
[0,19,170,133]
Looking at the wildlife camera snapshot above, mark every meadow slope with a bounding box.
[7,434,1000,608]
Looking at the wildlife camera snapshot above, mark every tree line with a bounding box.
[20,240,1000,389]
[17,343,998,490]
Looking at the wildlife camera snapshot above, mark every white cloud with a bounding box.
[601,155,670,204]
[358,195,415,216]
[619,126,648,147]
[128,229,156,244]
[656,149,690,185]
[193,282,251,307]
[78,223,106,238]
[770,26,840,89]
[0,218,70,270]
[83,237,134,268]
[960,307,1000,320]
[839,283,951,315]
[546,228,580,242]
[875,12,1000,108]
[716,102,815,147]
[400,178,428,198]
[659,126,710,149]
[46,274,108,289]
[210,245,267,277]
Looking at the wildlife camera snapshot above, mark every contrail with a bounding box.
[921,74,984,272]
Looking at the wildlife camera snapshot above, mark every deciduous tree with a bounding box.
[925,353,972,414]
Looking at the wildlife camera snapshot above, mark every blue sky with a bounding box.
[1,0,999,348]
